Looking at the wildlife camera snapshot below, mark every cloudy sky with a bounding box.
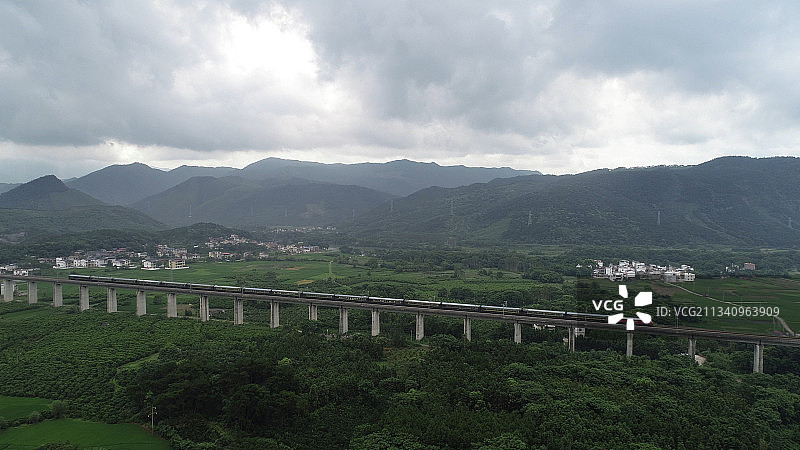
[1,1,799,182]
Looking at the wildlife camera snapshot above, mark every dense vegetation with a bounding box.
[351,246,800,277]
[0,175,164,238]
[0,223,243,261]
[354,156,800,247]
[1,302,799,448]
[131,176,393,228]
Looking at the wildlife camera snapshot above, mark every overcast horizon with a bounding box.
[3,1,800,182]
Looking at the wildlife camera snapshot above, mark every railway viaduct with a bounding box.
[3,274,799,374]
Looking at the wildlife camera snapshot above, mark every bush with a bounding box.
[51,400,67,419]
[27,411,41,424]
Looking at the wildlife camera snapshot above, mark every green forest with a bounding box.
[3,221,800,448]
[1,299,800,449]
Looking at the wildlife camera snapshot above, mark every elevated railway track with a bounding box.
[2,274,797,373]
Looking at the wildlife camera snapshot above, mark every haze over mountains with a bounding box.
[3,156,800,248]
[66,162,237,205]
[132,176,392,227]
[356,156,800,247]
[66,158,536,205]
[0,183,18,195]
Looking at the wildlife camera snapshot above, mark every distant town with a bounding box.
[0,234,326,276]
[590,259,697,282]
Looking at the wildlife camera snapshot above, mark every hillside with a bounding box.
[131,176,393,227]
[353,156,800,247]
[63,159,536,205]
[0,175,164,238]
[66,163,235,205]
[0,175,104,210]
[239,157,538,196]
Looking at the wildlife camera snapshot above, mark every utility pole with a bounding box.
[149,405,157,430]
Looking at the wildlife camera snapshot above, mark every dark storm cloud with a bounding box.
[292,1,556,130]
[289,0,800,140]
[1,0,800,181]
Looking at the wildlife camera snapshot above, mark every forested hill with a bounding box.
[0,175,164,238]
[238,157,538,196]
[64,158,536,205]
[0,175,103,210]
[131,176,393,227]
[66,163,236,205]
[354,156,800,247]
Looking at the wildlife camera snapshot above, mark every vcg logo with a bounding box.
[591,285,653,330]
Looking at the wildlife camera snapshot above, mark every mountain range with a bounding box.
[353,156,800,247]
[65,158,536,205]
[65,163,236,205]
[3,156,800,248]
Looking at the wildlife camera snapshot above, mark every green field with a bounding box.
[0,419,169,449]
[0,396,50,421]
[589,277,800,334]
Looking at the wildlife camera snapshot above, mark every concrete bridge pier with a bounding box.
[2,280,13,302]
[464,317,472,341]
[308,304,318,321]
[53,283,63,307]
[199,295,209,322]
[27,281,37,304]
[513,321,522,344]
[233,298,243,325]
[270,301,280,328]
[107,288,117,313]
[338,307,348,334]
[136,290,147,316]
[79,285,89,311]
[415,313,424,341]
[626,332,634,358]
[568,327,576,352]
[371,309,380,336]
[167,293,177,318]
[754,342,764,373]
[688,337,697,360]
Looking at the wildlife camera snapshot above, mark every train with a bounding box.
[67,274,615,324]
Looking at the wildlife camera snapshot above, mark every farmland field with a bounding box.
[590,277,800,335]
[0,419,169,449]
[0,396,50,421]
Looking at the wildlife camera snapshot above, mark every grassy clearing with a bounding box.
[593,277,800,334]
[0,418,169,449]
[0,396,50,421]
[119,353,160,370]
